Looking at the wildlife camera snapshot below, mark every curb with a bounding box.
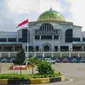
[0,76,65,84]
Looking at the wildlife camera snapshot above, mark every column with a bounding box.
[52,41,54,51]
[0,52,2,57]
[60,53,62,57]
[69,52,71,57]
[42,53,44,57]
[40,35,41,40]
[8,53,10,57]
[78,53,80,57]
[52,35,54,40]
[34,52,36,57]
[52,52,53,57]
[58,46,60,52]
[82,45,84,51]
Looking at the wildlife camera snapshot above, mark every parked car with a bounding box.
[0,58,9,63]
[56,58,62,63]
[79,58,85,63]
[70,58,78,63]
[62,58,69,63]
[45,58,56,64]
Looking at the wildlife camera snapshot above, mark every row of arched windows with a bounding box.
[40,23,54,31]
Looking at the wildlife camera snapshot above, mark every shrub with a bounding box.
[37,60,54,75]
[28,56,36,64]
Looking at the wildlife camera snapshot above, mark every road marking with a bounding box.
[58,78,73,84]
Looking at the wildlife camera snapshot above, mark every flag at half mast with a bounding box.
[17,19,28,30]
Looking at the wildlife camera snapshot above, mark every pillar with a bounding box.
[78,53,80,57]
[82,45,84,51]
[8,53,10,57]
[52,52,53,57]
[60,53,62,57]
[42,53,44,57]
[34,52,36,57]
[69,52,71,57]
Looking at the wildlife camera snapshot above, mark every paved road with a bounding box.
[52,63,85,85]
[1,63,85,85]
[35,63,85,85]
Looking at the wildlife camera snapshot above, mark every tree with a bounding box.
[13,49,25,65]
[13,49,26,76]
[37,60,54,75]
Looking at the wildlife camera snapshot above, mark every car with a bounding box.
[0,58,9,63]
[62,58,69,63]
[80,59,85,63]
[56,58,61,63]
[45,58,56,64]
[70,58,78,63]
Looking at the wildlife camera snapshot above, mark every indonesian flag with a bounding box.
[17,19,28,30]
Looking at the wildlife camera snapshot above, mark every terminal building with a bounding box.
[0,8,85,62]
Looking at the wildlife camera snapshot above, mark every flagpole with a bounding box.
[26,21,29,62]
[17,19,29,62]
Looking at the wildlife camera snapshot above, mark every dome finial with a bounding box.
[49,6,53,12]
[50,6,52,10]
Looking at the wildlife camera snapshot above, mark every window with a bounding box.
[60,46,69,51]
[40,23,54,31]
[65,29,73,42]
[83,38,85,41]
[54,46,58,51]
[22,29,27,37]
[35,35,40,40]
[73,46,82,51]
[8,38,16,42]
[54,35,59,39]
[0,38,6,42]
[26,46,34,52]
[29,46,34,52]
[41,35,52,39]
[4,46,12,51]
[35,46,39,51]
[44,45,49,51]
[19,38,22,42]
[73,38,80,41]
[22,29,28,42]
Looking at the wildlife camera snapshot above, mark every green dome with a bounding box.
[37,8,65,21]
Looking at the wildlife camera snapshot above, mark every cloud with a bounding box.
[0,0,17,31]
[7,0,64,25]
[40,0,63,13]
[64,0,72,3]
[64,0,85,31]
[8,0,40,14]
[2,0,85,32]
[8,0,63,15]
[71,0,85,31]
[0,0,40,31]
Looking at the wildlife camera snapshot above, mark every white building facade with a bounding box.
[0,8,85,59]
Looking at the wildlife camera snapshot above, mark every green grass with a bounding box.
[0,72,62,79]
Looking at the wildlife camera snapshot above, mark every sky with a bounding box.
[0,0,85,31]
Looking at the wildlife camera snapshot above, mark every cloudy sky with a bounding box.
[0,0,85,31]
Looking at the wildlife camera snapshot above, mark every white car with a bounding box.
[45,58,56,64]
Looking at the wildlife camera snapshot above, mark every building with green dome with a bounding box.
[37,8,65,21]
[0,8,85,63]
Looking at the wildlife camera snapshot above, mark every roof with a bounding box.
[37,8,65,21]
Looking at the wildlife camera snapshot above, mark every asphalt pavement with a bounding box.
[1,63,85,85]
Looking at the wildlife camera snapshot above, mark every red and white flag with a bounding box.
[17,19,28,30]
